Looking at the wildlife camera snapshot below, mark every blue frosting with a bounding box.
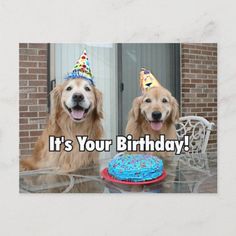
[108,154,163,182]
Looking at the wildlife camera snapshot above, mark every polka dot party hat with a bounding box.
[65,50,94,85]
[139,68,160,93]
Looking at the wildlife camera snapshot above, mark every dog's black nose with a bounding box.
[72,93,84,102]
[152,111,162,121]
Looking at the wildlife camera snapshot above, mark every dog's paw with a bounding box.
[19,158,34,172]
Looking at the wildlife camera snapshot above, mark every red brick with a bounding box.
[204,79,214,83]
[192,79,202,83]
[20,112,38,117]
[20,93,27,99]
[20,106,28,112]
[197,94,207,97]
[208,103,217,107]
[182,69,190,73]
[185,103,196,107]
[203,107,213,112]
[196,64,207,69]
[38,112,48,118]
[38,99,47,104]
[37,86,47,93]
[197,74,207,79]
[182,73,196,79]
[20,62,37,67]
[19,43,28,48]
[30,131,43,136]
[201,50,213,56]
[28,55,47,61]
[29,118,47,124]
[20,49,37,55]
[20,124,38,130]
[182,84,195,88]
[183,49,189,53]
[19,143,30,149]
[196,103,207,107]
[189,49,200,54]
[28,68,47,74]
[29,93,47,99]
[20,131,29,137]
[19,118,28,124]
[20,137,38,143]
[182,88,190,93]
[29,43,47,49]
[191,108,202,112]
[191,69,202,73]
[208,112,217,116]
[182,79,190,83]
[182,44,196,49]
[20,87,37,93]
[19,55,28,61]
[20,149,33,155]
[182,59,189,63]
[20,99,37,106]
[38,75,47,80]
[39,124,47,129]
[38,62,47,67]
[29,105,47,112]
[20,74,37,80]
[208,84,217,88]
[20,68,27,74]
[29,80,47,86]
[38,50,47,55]
[20,80,28,86]
[20,99,37,105]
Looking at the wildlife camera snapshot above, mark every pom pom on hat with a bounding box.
[139,68,160,93]
[65,50,94,85]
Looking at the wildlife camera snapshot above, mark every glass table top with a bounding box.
[19,152,217,193]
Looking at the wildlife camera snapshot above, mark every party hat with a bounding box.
[65,50,94,85]
[139,68,160,93]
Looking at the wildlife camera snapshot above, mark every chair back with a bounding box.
[176,116,215,153]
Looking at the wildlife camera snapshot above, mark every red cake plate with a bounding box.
[101,168,167,185]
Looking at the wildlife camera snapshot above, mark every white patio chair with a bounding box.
[176,116,215,154]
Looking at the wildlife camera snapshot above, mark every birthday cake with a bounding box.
[108,154,163,182]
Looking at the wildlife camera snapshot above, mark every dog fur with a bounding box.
[125,85,179,158]
[20,78,103,172]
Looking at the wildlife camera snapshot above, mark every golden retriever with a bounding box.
[126,85,179,158]
[20,78,103,172]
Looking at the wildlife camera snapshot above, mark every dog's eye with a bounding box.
[66,86,72,91]
[145,98,151,103]
[85,86,91,92]
[162,98,168,103]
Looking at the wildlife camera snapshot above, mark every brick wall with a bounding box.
[19,43,48,159]
[181,43,217,152]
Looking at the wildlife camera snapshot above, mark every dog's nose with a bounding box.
[152,111,162,121]
[72,93,84,102]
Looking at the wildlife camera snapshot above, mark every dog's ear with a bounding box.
[130,96,142,122]
[49,84,63,128]
[94,87,103,119]
[170,96,179,123]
